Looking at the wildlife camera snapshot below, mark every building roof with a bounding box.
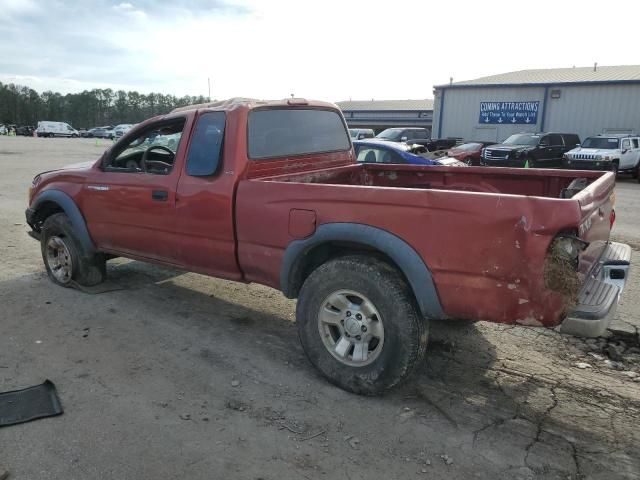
[437,65,640,89]
[336,99,434,111]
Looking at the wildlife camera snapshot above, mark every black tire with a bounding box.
[611,161,619,178]
[636,163,640,182]
[296,255,428,395]
[41,213,106,287]
[464,157,473,166]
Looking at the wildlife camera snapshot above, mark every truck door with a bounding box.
[173,111,242,281]
[619,138,637,169]
[79,117,190,263]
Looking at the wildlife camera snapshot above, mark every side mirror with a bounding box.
[400,136,408,141]
[622,149,628,154]
[575,143,580,148]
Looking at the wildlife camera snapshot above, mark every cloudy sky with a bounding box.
[1,0,638,102]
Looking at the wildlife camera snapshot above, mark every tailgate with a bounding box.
[573,172,616,277]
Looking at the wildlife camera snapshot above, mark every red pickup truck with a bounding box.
[26,98,631,395]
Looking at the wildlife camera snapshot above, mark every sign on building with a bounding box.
[479,101,539,125]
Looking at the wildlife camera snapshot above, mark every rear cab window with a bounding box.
[248,108,350,160]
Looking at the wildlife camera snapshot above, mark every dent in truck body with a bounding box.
[280,223,446,319]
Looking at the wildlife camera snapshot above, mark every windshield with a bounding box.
[503,134,539,146]
[581,137,620,149]
[349,130,359,138]
[376,129,402,141]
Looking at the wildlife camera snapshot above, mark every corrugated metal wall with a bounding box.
[433,83,640,143]
[544,84,640,140]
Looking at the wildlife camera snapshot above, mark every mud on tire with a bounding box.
[296,255,428,395]
[41,213,106,287]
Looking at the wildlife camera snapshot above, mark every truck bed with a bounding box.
[259,163,605,198]
[236,164,616,329]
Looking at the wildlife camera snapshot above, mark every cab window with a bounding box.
[104,119,185,175]
[186,112,226,176]
[622,139,631,150]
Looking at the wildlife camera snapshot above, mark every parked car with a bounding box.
[87,127,114,139]
[376,127,430,143]
[354,139,465,166]
[375,127,459,151]
[26,98,629,395]
[36,121,79,138]
[482,132,580,168]
[15,125,35,136]
[113,124,135,139]
[349,128,374,141]
[562,134,640,179]
[0,124,8,135]
[446,141,495,166]
[77,129,89,137]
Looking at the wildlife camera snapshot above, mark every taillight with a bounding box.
[610,209,616,229]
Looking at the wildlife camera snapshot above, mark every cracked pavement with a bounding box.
[1,137,639,479]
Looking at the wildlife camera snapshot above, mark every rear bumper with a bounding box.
[560,242,631,337]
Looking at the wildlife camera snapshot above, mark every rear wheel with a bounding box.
[296,255,428,395]
[636,163,640,182]
[41,213,106,287]
[464,157,473,166]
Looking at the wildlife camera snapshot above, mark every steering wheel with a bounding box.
[141,145,175,172]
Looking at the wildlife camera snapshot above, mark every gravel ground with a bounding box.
[1,136,639,480]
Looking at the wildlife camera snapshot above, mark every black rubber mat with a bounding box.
[0,380,63,427]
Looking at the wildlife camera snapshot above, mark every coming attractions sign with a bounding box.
[479,101,539,125]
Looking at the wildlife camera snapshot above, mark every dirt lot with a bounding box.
[1,136,639,480]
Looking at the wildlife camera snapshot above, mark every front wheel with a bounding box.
[464,157,473,166]
[41,213,106,287]
[296,255,428,395]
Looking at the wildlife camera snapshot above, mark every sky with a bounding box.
[1,0,639,102]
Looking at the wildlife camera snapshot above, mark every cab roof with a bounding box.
[171,97,339,113]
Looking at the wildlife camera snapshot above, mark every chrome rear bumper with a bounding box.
[560,242,631,337]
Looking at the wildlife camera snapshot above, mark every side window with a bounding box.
[186,112,226,176]
[539,136,550,146]
[632,139,639,149]
[105,119,185,175]
[622,139,631,150]
[549,134,563,146]
[356,148,380,163]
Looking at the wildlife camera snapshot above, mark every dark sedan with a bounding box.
[446,142,495,166]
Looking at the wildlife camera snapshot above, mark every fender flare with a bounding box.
[31,189,96,254]
[280,223,445,319]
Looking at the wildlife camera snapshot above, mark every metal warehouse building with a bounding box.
[336,99,433,134]
[432,65,640,143]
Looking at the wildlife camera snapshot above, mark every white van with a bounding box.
[37,121,79,138]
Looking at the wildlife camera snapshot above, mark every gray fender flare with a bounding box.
[31,189,96,254]
[280,223,445,319]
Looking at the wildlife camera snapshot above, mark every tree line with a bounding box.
[0,82,209,128]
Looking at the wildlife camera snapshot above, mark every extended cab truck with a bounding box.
[26,98,631,395]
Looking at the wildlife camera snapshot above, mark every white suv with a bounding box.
[562,134,640,180]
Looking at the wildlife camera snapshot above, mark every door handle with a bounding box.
[152,190,168,201]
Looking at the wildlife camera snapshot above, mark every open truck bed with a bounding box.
[237,164,629,336]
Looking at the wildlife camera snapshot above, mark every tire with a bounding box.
[296,255,428,395]
[464,157,473,166]
[611,161,619,178]
[636,163,640,182]
[41,213,106,287]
